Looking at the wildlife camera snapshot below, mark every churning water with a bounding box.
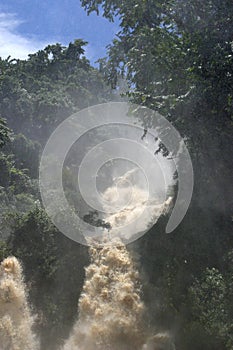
[0,257,39,350]
[63,240,175,350]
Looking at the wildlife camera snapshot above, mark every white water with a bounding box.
[63,240,175,350]
[103,185,172,241]
[96,167,173,243]
[63,240,145,350]
[0,242,174,350]
[0,257,39,350]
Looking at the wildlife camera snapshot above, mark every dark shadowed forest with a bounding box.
[0,1,233,349]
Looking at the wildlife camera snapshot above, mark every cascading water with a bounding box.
[102,181,172,242]
[63,241,145,350]
[0,257,39,350]
[63,240,175,350]
[0,178,174,350]
[0,249,175,350]
[63,174,175,350]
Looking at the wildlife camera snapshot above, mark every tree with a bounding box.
[0,117,10,148]
[0,40,113,142]
[184,267,233,350]
[81,0,233,118]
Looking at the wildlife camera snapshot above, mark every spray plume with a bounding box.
[0,256,39,350]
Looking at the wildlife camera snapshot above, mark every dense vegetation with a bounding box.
[0,0,233,349]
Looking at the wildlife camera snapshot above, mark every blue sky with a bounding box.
[0,0,119,65]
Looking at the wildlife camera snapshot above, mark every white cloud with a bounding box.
[0,12,49,60]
